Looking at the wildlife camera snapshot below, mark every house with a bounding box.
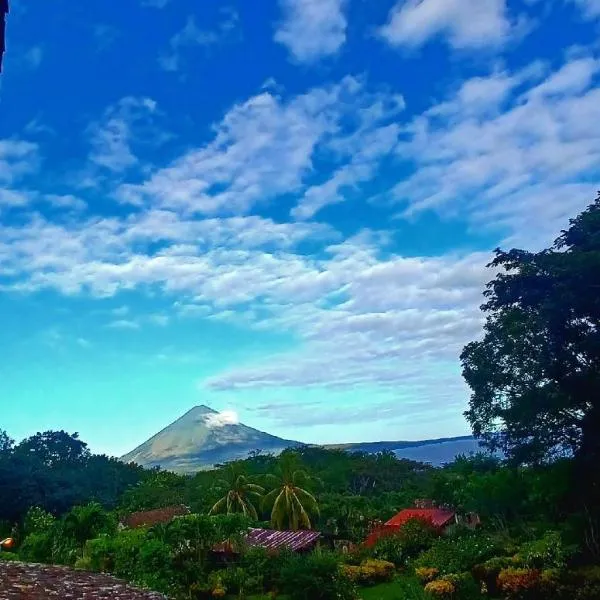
[120,505,190,529]
[364,500,457,546]
[214,528,321,556]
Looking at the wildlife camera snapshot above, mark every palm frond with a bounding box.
[209,496,228,515]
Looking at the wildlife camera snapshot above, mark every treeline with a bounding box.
[0,429,144,527]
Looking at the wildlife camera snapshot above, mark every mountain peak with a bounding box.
[121,406,301,473]
[186,405,218,416]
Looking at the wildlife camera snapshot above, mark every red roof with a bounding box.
[364,508,456,547]
[385,508,456,528]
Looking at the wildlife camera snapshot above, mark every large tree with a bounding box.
[461,195,600,472]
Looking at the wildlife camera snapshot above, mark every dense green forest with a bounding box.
[1,195,599,599]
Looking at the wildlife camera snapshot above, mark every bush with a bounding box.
[517,531,572,569]
[415,534,500,575]
[221,566,264,598]
[0,552,19,561]
[557,567,600,600]
[278,551,356,600]
[371,533,405,566]
[370,518,438,567]
[497,567,541,599]
[416,567,439,583]
[240,547,293,594]
[23,507,55,536]
[399,519,439,557]
[342,558,395,585]
[442,573,482,600]
[424,579,455,598]
[472,556,519,596]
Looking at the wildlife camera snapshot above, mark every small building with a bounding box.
[214,528,321,556]
[245,528,321,552]
[365,501,457,547]
[120,505,190,529]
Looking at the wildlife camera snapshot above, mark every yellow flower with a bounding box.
[416,567,440,583]
[424,579,456,598]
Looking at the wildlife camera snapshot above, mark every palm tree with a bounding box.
[262,452,320,531]
[209,464,265,520]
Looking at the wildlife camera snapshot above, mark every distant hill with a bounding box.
[120,405,302,473]
[121,406,488,472]
[325,436,484,467]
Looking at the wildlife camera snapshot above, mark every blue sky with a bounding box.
[1,0,599,457]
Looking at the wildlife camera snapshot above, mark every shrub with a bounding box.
[472,556,517,596]
[0,552,19,562]
[497,567,541,598]
[517,531,572,569]
[558,567,600,600]
[400,519,439,557]
[371,533,405,566]
[74,555,93,570]
[23,507,55,536]
[415,534,500,575]
[442,573,482,600]
[278,551,356,600]
[424,579,455,598]
[85,533,119,572]
[416,567,440,583]
[342,558,395,585]
[19,531,55,564]
[221,566,264,598]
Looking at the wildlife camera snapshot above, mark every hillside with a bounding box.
[121,406,483,472]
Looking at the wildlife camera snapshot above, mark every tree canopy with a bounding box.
[461,194,600,473]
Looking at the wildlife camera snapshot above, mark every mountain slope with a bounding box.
[120,405,302,473]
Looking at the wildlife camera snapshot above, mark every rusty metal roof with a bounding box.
[245,528,321,551]
[122,505,190,529]
[0,562,166,599]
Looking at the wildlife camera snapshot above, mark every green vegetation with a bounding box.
[1,195,600,599]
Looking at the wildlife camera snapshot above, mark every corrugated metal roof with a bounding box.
[385,508,456,528]
[246,528,321,551]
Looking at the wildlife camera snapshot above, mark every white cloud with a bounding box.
[119,77,403,217]
[0,140,39,184]
[391,54,600,247]
[204,409,239,428]
[44,194,87,211]
[275,0,347,62]
[24,46,44,69]
[88,97,158,173]
[76,337,92,348]
[569,0,600,19]
[147,314,170,326]
[107,319,140,330]
[159,10,239,72]
[379,0,517,50]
